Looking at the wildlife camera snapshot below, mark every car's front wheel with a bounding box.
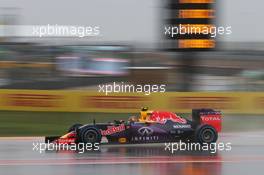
[79,127,102,144]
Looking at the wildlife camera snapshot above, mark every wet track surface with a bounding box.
[0,132,264,175]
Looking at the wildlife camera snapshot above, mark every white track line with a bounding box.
[0,137,43,141]
[0,160,237,166]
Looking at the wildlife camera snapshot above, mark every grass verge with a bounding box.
[0,111,263,136]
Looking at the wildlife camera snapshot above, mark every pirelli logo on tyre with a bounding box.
[170,96,238,110]
[81,96,150,109]
[4,94,63,108]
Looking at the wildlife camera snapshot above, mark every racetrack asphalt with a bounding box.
[0,132,264,175]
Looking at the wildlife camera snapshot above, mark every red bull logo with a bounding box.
[100,124,126,136]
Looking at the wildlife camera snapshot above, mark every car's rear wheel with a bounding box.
[79,127,102,144]
[195,124,218,144]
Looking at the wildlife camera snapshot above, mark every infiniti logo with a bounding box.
[138,127,154,136]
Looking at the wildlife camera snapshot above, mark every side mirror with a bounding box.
[145,121,153,125]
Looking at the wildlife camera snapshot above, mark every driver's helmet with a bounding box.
[139,107,153,121]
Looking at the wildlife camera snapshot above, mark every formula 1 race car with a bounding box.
[45,108,222,145]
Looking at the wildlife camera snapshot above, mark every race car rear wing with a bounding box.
[192,109,222,132]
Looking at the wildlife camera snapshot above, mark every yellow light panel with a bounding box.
[179,10,215,18]
[179,0,214,3]
[178,39,215,48]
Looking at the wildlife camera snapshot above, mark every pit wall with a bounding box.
[0,89,263,114]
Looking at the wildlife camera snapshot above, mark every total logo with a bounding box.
[201,116,221,121]
[138,127,154,136]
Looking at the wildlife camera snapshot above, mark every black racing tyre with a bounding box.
[79,127,102,144]
[68,123,83,132]
[195,124,218,144]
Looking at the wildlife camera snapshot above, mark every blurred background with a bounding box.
[0,0,264,136]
